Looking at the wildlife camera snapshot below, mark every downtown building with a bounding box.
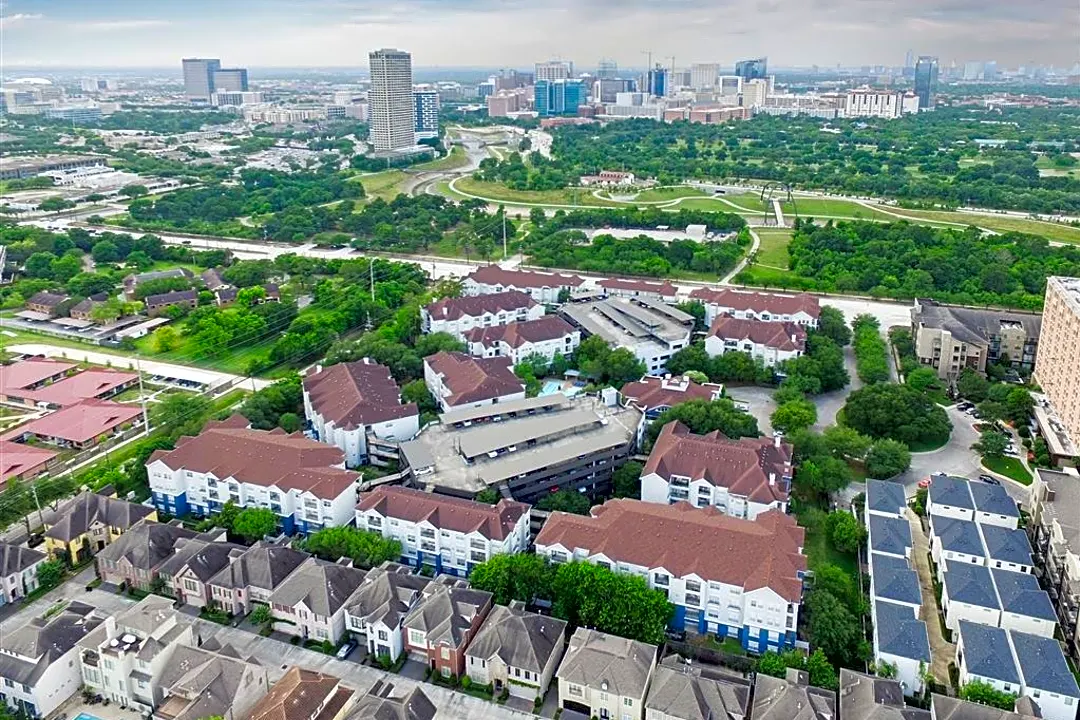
[369,49,417,152]
[1033,277,1080,463]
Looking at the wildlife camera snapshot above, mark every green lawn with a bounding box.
[799,506,858,576]
[982,455,1033,485]
[620,186,707,202]
[668,197,757,213]
[867,205,1080,245]
[754,230,793,268]
[414,146,469,172]
[354,170,410,202]
[453,177,621,207]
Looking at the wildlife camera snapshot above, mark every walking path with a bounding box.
[907,508,956,684]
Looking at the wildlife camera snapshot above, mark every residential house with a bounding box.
[355,486,530,576]
[24,291,69,317]
[144,290,198,318]
[556,627,657,720]
[869,553,922,612]
[463,315,581,365]
[123,268,194,299]
[536,500,807,652]
[200,268,228,292]
[69,296,106,322]
[77,595,197,710]
[153,643,269,720]
[621,375,724,422]
[644,654,751,720]
[928,475,1020,528]
[3,398,143,449]
[865,479,908,520]
[344,562,432,663]
[157,537,247,608]
[1027,467,1080,666]
[302,360,419,468]
[992,568,1058,637]
[422,290,544,340]
[246,667,355,720]
[0,542,47,605]
[930,695,1042,720]
[688,289,820,328]
[346,680,435,720]
[910,298,1041,379]
[41,488,157,561]
[981,524,1036,574]
[147,415,361,534]
[838,669,930,720]
[213,284,281,308]
[868,514,914,560]
[0,441,57,484]
[268,557,367,644]
[640,421,792,520]
[402,577,493,678]
[930,515,986,574]
[94,520,205,589]
[0,601,104,718]
[871,599,931,694]
[422,352,526,413]
[0,359,77,404]
[598,277,678,303]
[462,266,585,305]
[751,668,835,720]
[205,542,309,616]
[704,317,806,367]
[942,562,1002,631]
[465,602,568,700]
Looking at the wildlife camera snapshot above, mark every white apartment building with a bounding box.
[536,500,806,653]
[845,88,903,118]
[369,49,416,152]
[462,266,586,305]
[422,352,526,413]
[689,288,820,327]
[421,290,544,340]
[355,486,531,576]
[704,317,807,367]
[464,316,581,365]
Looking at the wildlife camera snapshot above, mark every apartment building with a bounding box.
[845,88,904,118]
[704,317,806,367]
[147,415,360,534]
[422,352,526,413]
[206,542,309,616]
[1033,277,1080,458]
[344,562,432,663]
[355,486,529,576]
[561,297,694,374]
[640,421,792,520]
[1027,467,1080,666]
[536,500,807,652]
[688,288,820,327]
[463,266,585,304]
[910,298,1042,380]
[268,558,367,645]
[303,360,419,467]
[621,374,724,421]
[464,316,581,365]
[598,278,679,303]
[465,602,568,701]
[145,290,199,318]
[422,291,544,339]
[0,358,76,404]
[556,628,657,720]
[402,577,493,678]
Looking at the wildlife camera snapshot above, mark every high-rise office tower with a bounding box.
[734,57,768,80]
[914,56,939,110]
[690,63,720,90]
[645,65,668,98]
[369,48,416,152]
[534,79,584,116]
[182,58,221,100]
[596,59,618,79]
[413,90,440,141]
[212,68,249,92]
[535,60,574,82]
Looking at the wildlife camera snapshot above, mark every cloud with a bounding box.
[0,12,43,29]
[74,19,170,32]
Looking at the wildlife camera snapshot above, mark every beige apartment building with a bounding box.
[1033,277,1080,455]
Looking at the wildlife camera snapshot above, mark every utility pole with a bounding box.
[502,210,507,260]
[136,355,150,432]
[31,483,44,529]
[369,259,375,301]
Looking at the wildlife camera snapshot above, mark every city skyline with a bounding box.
[0,0,1074,69]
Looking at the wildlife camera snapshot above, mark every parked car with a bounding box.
[918,478,932,489]
[979,474,1001,485]
[336,640,358,660]
[958,402,974,411]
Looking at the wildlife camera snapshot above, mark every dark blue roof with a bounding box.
[874,600,930,662]
[968,483,1019,519]
[943,562,999,610]
[1010,630,1080,697]
[958,621,1019,684]
[866,479,907,516]
[932,516,985,557]
[869,514,913,557]
[928,475,974,510]
[870,553,922,606]
[979,525,1033,566]
[991,569,1056,621]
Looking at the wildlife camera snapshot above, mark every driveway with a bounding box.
[907,508,956,684]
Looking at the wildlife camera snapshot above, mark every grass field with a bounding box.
[754,229,793,268]
[414,146,469,172]
[453,177,621,207]
[617,186,707,202]
[799,506,858,576]
[355,170,410,202]
[867,206,1080,245]
[668,197,757,213]
[983,455,1033,485]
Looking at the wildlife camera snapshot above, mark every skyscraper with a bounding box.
[182,58,221,101]
[534,79,584,116]
[914,56,939,110]
[596,59,618,79]
[212,68,248,92]
[535,60,574,82]
[369,48,416,152]
[734,57,768,80]
[690,63,720,90]
[413,90,440,141]
[645,65,668,98]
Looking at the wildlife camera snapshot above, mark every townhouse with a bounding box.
[24,291,69,317]
[751,668,836,720]
[247,667,355,720]
[621,374,724,422]
[838,670,930,720]
[464,315,581,365]
[153,644,269,720]
[930,695,1042,720]
[350,680,435,720]
[871,599,931,694]
[640,421,792,520]
[536,500,807,652]
[0,601,105,719]
[422,290,545,339]
[865,479,908,520]
[402,577,493,678]
[422,351,526,413]
[868,553,921,612]
[929,514,1035,580]
[41,488,157,562]
[95,520,205,589]
[942,556,1056,638]
[0,543,46,605]
[465,602,568,701]
[156,536,247,608]
[927,475,1020,528]
[147,415,361,535]
[462,266,586,305]
[145,289,198,318]
[867,512,914,560]
[344,562,432,663]
[355,486,530,576]
[268,557,367,645]
[1027,467,1080,666]
[556,628,657,720]
[688,288,821,328]
[303,360,420,468]
[704,316,806,367]
[205,542,310,616]
[645,655,750,720]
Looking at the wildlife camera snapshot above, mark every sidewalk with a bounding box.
[906,508,955,685]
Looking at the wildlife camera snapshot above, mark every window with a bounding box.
[378,630,388,641]
[408,629,425,647]
[441,647,450,659]
[624,698,633,706]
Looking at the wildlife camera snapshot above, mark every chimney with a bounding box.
[774,434,782,449]
[769,472,776,486]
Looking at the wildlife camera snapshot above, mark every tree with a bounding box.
[812,564,860,608]
[795,456,852,498]
[827,511,867,554]
[852,314,890,384]
[514,361,542,398]
[976,400,1006,424]
[959,680,1017,711]
[278,412,302,433]
[216,501,241,533]
[906,367,941,393]
[120,184,150,198]
[468,554,553,605]
[1004,387,1034,425]
[232,508,278,542]
[806,649,839,691]
[972,430,1008,459]
[37,559,65,588]
[303,526,402,568]
[646,399,759,449]
[612,461,643,498]
[817,306,851,346]
[537,489,591,515]
[822,425,871,460]
[401,379,438,415]
[957,369,990,403]
[550,561,673,645]
[842,383,952,449]
[474,488,500,505]
[154,392,211,439]
[91,240,121,264]
[771,398,818,433]
[414,332,465,357]
[24,251,57,278]
[249,604,273,625]
[806,588,866,667]
[236,286,267,308]
[153,326,181,352]
[865,439,912,479]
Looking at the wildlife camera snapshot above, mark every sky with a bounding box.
[1,0,1075,70]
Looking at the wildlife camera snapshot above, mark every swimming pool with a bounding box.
[540,380,583,397]
[76,712,106,720]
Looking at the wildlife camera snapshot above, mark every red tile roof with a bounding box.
[466,266,585,290]
[643,421,792,505]
[148,416,359,499]
[536,499,806,601]
[3,399,142,444]
[689,288,820,319]
[357,486,529,540]
[425,290,537,322]
[19,369,138,407]
[0,440,57,482]
[424,352,525,408]
[620,375,723,411]
[707,317,807,352]
[303,360,418,431]
[0,359,77,393]
[599,277,678,297]
[463,315,577,349]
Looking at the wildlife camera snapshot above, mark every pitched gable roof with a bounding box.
[688,288,821,319]
[402,579,492,648]
[707,316,807,352]
[646,658,750,720]
[95,519,199,571]
[465,603,567,674]
[267,557,366,616]
[43,489,155,542]
[303,360,417,431]
[357,486,529,541]
[423,351,525,407]
[463,315,577,349]
[207,542,309,592]
[247,667,345,720]
[621,375,724,412]
[556,627,657,698]
[465,265,584,290]
[425,289,537,321]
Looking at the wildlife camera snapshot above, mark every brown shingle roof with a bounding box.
[621,375,723,412]
[643,421,792,504]
[145,289,198,308]
[148,416,359,500]
[466,265,584,290]
[463,315,577,349]
[599,277,678,297]
[26,291,69,308]
[303,360,418,431]
[425,290,537,321]
[535,499,806,602]
[423,351,525,407]
[689,288,820,319]
[357,486,529,541]
[247,668,343,720]
[707,316,807,352]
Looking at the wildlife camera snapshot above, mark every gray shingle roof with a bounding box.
[346,680,436,720]
[464,603,567,675]
[646,657,750,720]
[207,542,309,592]
[267,558,366,617]
[556,627,657,699]
[156,537,247,582]
[345,563,432,629]
[43,490,155,542]
[1009,630,1080,697]
[870,553,921,606]
[958,621,1018,684]
[874,600,930,662]
[930,695,1039,720]
[932,516,985,557]
[929,475,975,510]
[990,569,1056,621]
[95,519,199,571]
[869,514,913,556]
[0,541,46,576]
[156,643,266,720]
[968,483,1019,519]
[0,601,103,686]
[866,480,908,517]
[752,671,836,720]
[839,669,930,720]
[402,579,492,649]
[943,562,999,610]
[979,525,1032,566]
